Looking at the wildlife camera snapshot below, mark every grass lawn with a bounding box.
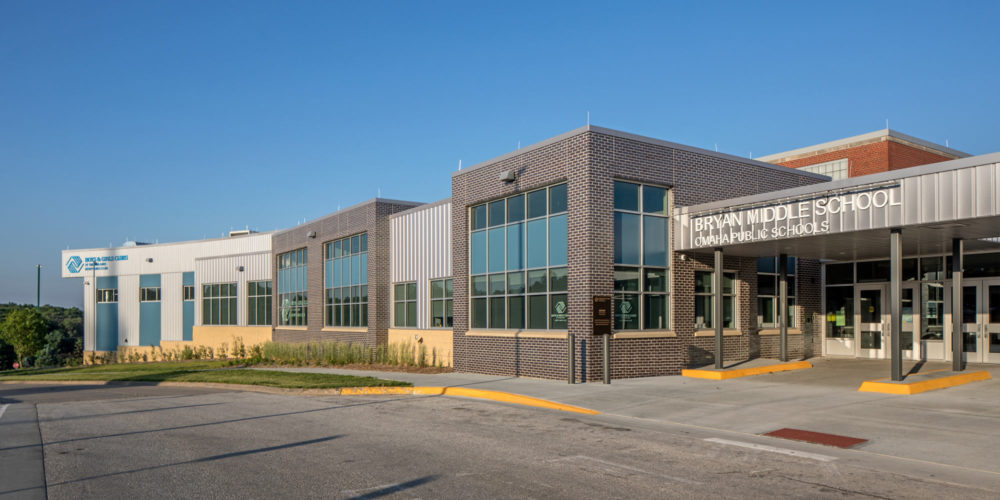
[0,361,411,389]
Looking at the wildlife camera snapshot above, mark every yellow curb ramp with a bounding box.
[681,361,812,380]
[0,380,599,415]
[342,386,601,415]
[858,370,991,395]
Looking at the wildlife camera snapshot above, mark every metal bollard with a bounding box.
[567,333,575,384]
[602,334,611,384]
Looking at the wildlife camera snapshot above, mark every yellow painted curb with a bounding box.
[681,361,812,380]
[858,371,991,395]
[342,386,600,415]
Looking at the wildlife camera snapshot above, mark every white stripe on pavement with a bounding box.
[704,437,837,462]
[0,404,8,421]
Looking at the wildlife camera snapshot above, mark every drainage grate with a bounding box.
[763,428,867,449]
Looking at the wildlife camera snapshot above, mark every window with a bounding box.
[247,280,272,326]
[139,287,161,302]
[394,282,417,327]
[324,234,368,327]
[799,158,848,180]
[757,257,796,328]
[430,279,453,327]
[613,181,670,330]
[183,285,195,301]
[97,289,118,303]
[469,183,568,329]
[202,283,237,325]
[278,248,308,326]
[694,270,736,329]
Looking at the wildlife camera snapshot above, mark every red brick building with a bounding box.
[758,129,968,179]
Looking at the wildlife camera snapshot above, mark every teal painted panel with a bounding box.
[97,276,118,289]
[140,302,161,346]
[140,274,161,287]
[183,272,194,286]
[182,301,194,341]
[96,303,118,351]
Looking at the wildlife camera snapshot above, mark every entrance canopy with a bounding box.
[675,153,1000,260]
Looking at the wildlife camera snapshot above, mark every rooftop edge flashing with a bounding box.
[272,197,424,236]
[451,125,831,181]
[757,128,970,162]
[678,152,1000,216]
[62,231,274,254]
[390,197,452,219]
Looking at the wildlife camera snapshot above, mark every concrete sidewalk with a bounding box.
[258,358,1000,475]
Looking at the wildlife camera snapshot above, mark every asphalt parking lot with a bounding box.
[2,364,999,499]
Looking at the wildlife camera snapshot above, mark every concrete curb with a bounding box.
[858,370,992,395]
[0,380,600,415]
[681,361,812,380]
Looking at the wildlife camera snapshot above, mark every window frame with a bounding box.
[182,285,195,301]
[247,280,272,327]
[468,183,569,330]
[277,247,308,327]
[613,181,672,331]
[97,288,118,303]
[324,234,369,328]
[756,257,797,329]
[139,287,161,302]
[693,270,737,330]
[429,278,454,328]
[202,282,238,326]
[393,281,418,327]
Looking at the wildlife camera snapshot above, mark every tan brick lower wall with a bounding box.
[110,326,274,363]
[388,328,453,367]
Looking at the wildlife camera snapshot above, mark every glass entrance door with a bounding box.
[921,283,946,360]
[856,285,887,359]
[984,280,1000,363]
[901,284,919,360]
[960,284,983,364]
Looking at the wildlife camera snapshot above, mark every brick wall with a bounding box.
[452,127,828,380]
[776,138,953,178]
[271,199,421,347]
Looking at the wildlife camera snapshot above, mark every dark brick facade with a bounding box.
[271,198,421,347]
[451,126,829,381]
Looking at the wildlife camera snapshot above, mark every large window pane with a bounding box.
[644,269,666,292]
[489,297,505,328]
[614,212,641,265]
[549,268,568,292]
[507,272,525,294]
[614,181,639,211]
[489,200,505,227]
[550,293,568,329]
[506,223,523,270]
[528,295,547,329]
[489,274,506,295]
[471,276,487,296]
[526,219,547,268]
[825,286,854,338]
[471,231,487,275]
[644,295,667,329]
[471,204,487,230]
[694,271,713,294]
[614,294,639,330]
[507,194,524,222]
[527,270,547,293]
[695,296,712,329]
[508,296,525,329]
[527,189,547,219]
[642,215,668,267]
[549,184,568,213]
[471,298,487,328]
[614,267,640,291]
[548,214,567,267]
[642,185,667,214]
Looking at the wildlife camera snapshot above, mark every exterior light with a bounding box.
[307,230,317,238]
[499,170,516,183]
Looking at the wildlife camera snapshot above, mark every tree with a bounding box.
[0,307,49,367]
[0,338,15,370]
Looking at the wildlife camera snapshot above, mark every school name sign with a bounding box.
[679,185,904,249]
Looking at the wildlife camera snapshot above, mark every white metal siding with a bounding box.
[83,281,96,350]
[118,275,140,347]
[389,202,452,328]
[195,251,272,327]
[161,272,183,341]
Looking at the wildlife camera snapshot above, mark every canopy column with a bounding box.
[890,229,902,381]
[715,247,724,369]
[952,238,964,372]
[779,254,789,363]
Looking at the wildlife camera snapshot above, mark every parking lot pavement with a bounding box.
[4,383,1000,499]
[261,358,1000,474]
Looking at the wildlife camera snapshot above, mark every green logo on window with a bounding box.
[620,301,632,314]
[555,301,566,314]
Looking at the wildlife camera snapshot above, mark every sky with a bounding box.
[1,1,998,308]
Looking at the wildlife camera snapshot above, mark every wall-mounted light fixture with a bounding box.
[237,265,245,272]
[307,230,317,239]
[499,170,516,183]
[145,258,153,263]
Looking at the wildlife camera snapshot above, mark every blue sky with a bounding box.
[2,1,998,307]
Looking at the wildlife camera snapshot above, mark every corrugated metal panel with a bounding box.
[161,272,183,341]
[389,202,452,328]
[118,274,140,347]
[195,252,272,327]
